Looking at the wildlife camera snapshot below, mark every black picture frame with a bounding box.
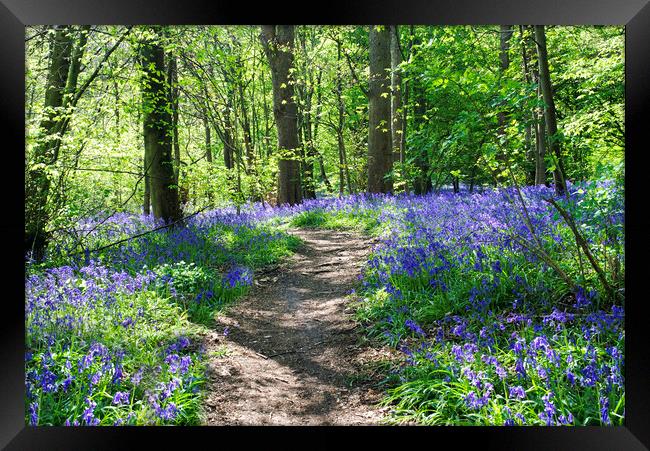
[3,0,649,449]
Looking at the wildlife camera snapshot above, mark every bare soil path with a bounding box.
[201,228,389,425]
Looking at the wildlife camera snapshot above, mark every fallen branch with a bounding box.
[497,165,577,292]
[544,197,616,300]
[510,234,576,291]
[69,205,211,258]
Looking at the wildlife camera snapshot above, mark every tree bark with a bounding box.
[299,92,316,199]
[203,108,213,203]
[367,25,393,194]
[260,67,272,158]
[222,81,236,172]
[235,71,262,201]
[535,84,548,186]
[167,52,181,186]
[409,28,432,195]
[143,156,151,214]
[260,25,303,205]
[335,40,353,195]
[390,25,404,165]
[203,109,213,163]
[497,26,513,143]
[534,25,567,195]
[64,26,90,110]
[139,27,181,223]
[237,77,255,170]
[525,26,548,186]
[311,67,333,194]
[520,25,536,185]
[296,29,317,199]
[25,25,76,259]
[492,25,514,187]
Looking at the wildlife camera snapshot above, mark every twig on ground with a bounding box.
[69,205,211,257]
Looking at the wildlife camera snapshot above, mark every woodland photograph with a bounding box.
[25,25,624,426]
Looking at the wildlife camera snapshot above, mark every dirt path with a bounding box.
[201,228,389,425]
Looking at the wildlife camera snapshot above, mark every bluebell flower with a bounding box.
[566,370,576,385]
[61,376,73,392]
[131,368,144,386]
[600,396,611,425]
[40,368,57,393]
[28,402,38,426]
[509,386,526,400]
[464,391,488,410]
[90,372,101,386]
[82,398,99,426]
[515,359,527,379]
[404,319,426,336]
[112,391,130,405]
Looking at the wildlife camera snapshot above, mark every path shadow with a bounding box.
[204,228,381,423]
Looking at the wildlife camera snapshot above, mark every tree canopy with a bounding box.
[25,25,623,257]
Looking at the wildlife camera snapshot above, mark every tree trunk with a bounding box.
[260,25,303,205]
[409,29,432,195]
[237,79,255,170]
[237,75,263,201]
[139,27,181,224]
[469,166,477,193]
[520,26,536,185]
[335,40,352,196]
[390,26,404,166]
[497,25,513,144]
[534,25,567,195]
[535,106,548,186]
[249,51,262,164]
[368,25,393,194]
[493,25,514,187]
[203,110,213,203]
[311,68,333,194]
[222,85,236,172]
[300,99,317,199]
[527,26,548,186]
[166,52,181,186]
[64,26,89,108]
[317,153,332,194]
[143,156,151,214]
[296,29,317,199]
[337,130,346,196]
[260,68,272,157]
[25,25,76,259]
[203,110,212,163]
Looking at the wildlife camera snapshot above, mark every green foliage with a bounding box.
[26,281,206,426]
[26,212,301,425]
[25,23,625,426]
[313,171,624,426]
[152,261,247,326]
[380,320,624,426]
[26,24,622,222]
[290,208,380,234]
